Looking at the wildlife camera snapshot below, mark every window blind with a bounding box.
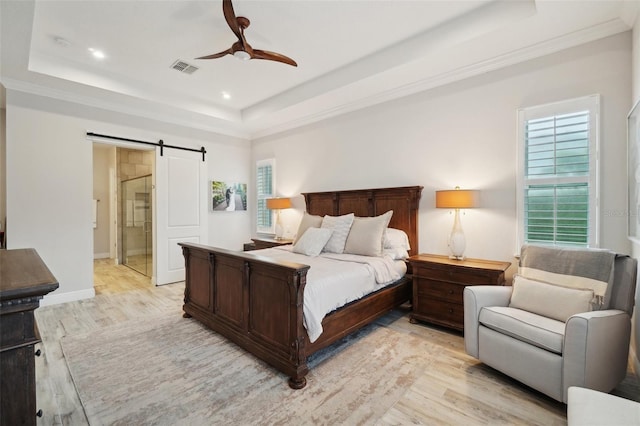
[256,160,274,231]
[523,110,591,246]
[524,183,589,245]
[525,111,590,178]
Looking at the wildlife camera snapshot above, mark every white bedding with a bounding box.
[254,246,407,343]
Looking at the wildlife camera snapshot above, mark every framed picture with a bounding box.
[628,99,640,243]
[211,181,247,212]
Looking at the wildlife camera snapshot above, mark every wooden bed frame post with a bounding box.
[289,271,308,389]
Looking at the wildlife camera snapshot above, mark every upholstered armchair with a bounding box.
[463,245,637,403]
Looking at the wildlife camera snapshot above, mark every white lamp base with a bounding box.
[274,210,285,240]
[448,209,466,260]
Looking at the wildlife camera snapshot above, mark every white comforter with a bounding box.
[255,246,406,343]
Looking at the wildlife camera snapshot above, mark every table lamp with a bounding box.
[266,197,292,239]
[435,187,479,260]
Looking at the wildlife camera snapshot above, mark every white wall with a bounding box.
[206,137,254,249]
[5,90,250,304]
[253,32,632,268]
[634,14,640,104]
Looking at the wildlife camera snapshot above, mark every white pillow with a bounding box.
[383,248,409,260]
[509,275,594,322]
[292,228,333,257]
[293,212,323,244]
[320,213,355,254]
[384,228,411,250]
[344,211,393,257]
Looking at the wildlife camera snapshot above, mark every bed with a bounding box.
[179,185,423,389]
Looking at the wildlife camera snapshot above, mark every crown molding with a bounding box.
[2,78,250,139]
[619,1,640,28]
[248,18,631,140]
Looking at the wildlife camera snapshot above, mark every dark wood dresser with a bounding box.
[408,254,510,332]
[0,249,59,425]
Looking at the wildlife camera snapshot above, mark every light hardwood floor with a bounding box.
[36,260,183,425]
[34,260,639,425]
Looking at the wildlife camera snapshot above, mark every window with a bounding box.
[256,158,275,233]
[517,95,599,248]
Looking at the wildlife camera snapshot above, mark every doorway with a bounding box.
[92,137,205,287]
[92,143,155,287]
[121,174,152,276]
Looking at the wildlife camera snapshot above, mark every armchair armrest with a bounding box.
[463,286,513,358]
[563,310,632,402]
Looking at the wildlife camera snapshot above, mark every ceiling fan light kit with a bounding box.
[197,0,297,67]
[233,50,251,61]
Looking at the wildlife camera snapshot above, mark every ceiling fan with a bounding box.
[196,0,297,67]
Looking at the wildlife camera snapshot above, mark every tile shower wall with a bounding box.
[117,148,154,268]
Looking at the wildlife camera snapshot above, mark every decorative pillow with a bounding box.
[509,275,594,322]
[519,244,615,309]
[383,228,411,250]
[292,228,333,257]
[343,211,393,257]
[383,248,409,260]
[320,213,355,253]
[293,212,323,244]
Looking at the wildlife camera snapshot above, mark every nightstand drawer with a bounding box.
[415,299,464,329]
[413,265,500,285]
[415,278,462,303]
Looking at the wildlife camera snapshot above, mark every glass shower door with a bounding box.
[122,175,152,277]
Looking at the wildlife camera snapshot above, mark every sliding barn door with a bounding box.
[155,148,207,285]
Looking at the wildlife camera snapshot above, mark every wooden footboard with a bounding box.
[180,242,411,389]
[180,243,311,388]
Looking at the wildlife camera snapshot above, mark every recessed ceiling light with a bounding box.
[222,92,231,100]
[88,48,105,60]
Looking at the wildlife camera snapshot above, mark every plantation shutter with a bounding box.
[519,95,599,247]
[256,159,274,233]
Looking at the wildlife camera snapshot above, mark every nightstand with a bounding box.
[250,237,294,250]
[407,254,510,332]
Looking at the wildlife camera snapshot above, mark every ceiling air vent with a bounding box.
[170,60,199,75]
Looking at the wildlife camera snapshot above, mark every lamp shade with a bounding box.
[266,197,292,210]
[435,188,479,209]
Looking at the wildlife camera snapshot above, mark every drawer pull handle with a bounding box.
[448,290,454,294]
[35,349,42,357]
[448,308,453,313]
[36,409,43,418]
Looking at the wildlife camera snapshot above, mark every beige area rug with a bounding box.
[61,313,432,425]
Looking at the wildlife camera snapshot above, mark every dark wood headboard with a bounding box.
[301,186,423,257]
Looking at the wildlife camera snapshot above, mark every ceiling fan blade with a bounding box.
[223,0,243,42]
[252,49,298,67]
[196,48,232,60]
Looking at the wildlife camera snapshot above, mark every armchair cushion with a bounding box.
[479,306,565,354]
[520,244,615,309]
[509,275,594,322]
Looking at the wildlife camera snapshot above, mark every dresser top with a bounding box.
[0,249,59,301]
[408,253,511,272]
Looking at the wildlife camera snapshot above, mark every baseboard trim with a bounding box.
[40,288,96,307]
[93,252,110,259]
